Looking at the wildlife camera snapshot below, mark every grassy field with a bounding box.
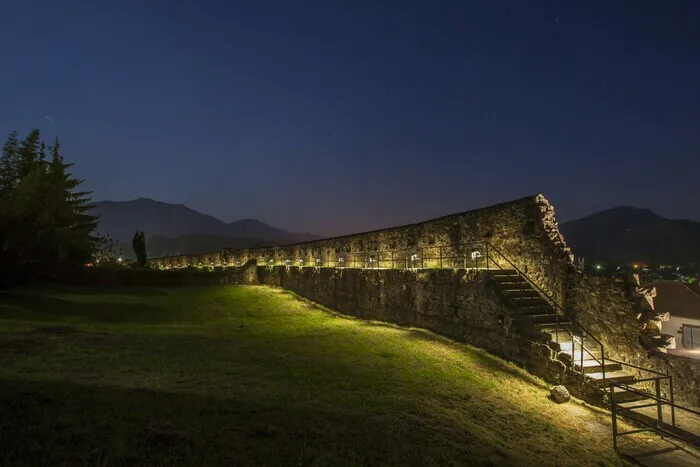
[0,285,634,466]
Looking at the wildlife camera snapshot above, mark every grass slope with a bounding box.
[0,285,629,466]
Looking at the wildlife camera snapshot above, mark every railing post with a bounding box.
[439,246,443,269]
[580,333,584,389]
[420,248,424,269]
[571,332,575,372]
[486,243,490,270]
[668,374,676,427]
[601,345,606,382]
[655,378,664,433]
[611,384,618,451]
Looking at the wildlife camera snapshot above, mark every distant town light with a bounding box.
[117,257,123,263]
[595,264,602,271]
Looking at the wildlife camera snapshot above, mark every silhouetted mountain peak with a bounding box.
[92,199,322,253]
[560,206,700,264]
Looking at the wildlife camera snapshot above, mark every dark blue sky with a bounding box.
[2,1,698,236]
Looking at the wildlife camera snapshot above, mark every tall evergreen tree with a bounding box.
[0,130,99,267]
[44,137,99,262]
[132,230,147,267]
[0,130,20,192]
[18,129,42,179]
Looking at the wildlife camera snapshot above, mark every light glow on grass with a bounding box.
[0,285,653,465]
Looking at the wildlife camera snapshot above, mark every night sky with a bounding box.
[1,1,698,236]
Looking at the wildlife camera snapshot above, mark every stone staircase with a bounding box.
[489,268,651,405]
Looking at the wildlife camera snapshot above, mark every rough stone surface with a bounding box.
[550,385,571,403]
[254,266,533,364]
[147,193,700,410]
[648,353,700,408]
[151,194,574,304]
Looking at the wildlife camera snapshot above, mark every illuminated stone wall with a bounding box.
[150,194,575,303]
[252,265,567,383]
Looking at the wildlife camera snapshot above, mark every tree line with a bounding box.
[0,129,99,269]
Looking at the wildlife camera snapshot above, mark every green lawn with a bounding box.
[0,285,630,466]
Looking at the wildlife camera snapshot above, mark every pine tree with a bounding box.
[0,130,99,267]
[132,230,147,267]
[44,137,99,262]
[0,130,20,192]
[18,129,42,179]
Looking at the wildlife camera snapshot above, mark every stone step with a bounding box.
[522,307,556,316]
[608,386,654,405]
[575,359,622,374]
[557,345,603,361]
[531,315,571,326]
[587,370,636,386]
[502,289,540,298]
[510,296,548,306]
[538,324,573,336]
[497,282,533,290]
[490,268,518,274]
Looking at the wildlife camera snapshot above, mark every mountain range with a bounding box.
[92,199,700,264]
[559,206,700,265]
[92,198,321,258]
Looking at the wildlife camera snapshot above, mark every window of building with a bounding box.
[682,325,700,349]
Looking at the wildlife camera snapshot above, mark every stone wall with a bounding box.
[648,354,700,408]
[250,264,567,382]
[151,194,575,304]
[146,194,699,408]
[564,273,648,366]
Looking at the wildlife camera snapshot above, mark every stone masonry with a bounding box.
[149,194,700,409]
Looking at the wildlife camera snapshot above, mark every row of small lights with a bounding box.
[160,250,486,268]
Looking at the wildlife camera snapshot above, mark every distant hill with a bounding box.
[146,234,272,258]
[560,206,700,264]
[91,198,321,257]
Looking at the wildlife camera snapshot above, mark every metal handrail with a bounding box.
[605,358,669,377]
[610,379,699,449]
[485,242,607,380]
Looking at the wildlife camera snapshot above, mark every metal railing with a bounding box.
[158,239,677,407]
[256,242,492,271]
[485,243,608,384]
[611,379,699,449]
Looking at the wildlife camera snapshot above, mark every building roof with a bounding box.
[653,280,700,320]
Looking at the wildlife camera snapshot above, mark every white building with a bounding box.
[656,280,700,359]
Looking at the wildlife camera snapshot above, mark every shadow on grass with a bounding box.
[0,377,519,466]
[25,285,174,297]
[618,437,700,466]
[0,292,180,325]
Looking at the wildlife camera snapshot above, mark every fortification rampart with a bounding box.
[147,194,699,407]
[150,194,574,303]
